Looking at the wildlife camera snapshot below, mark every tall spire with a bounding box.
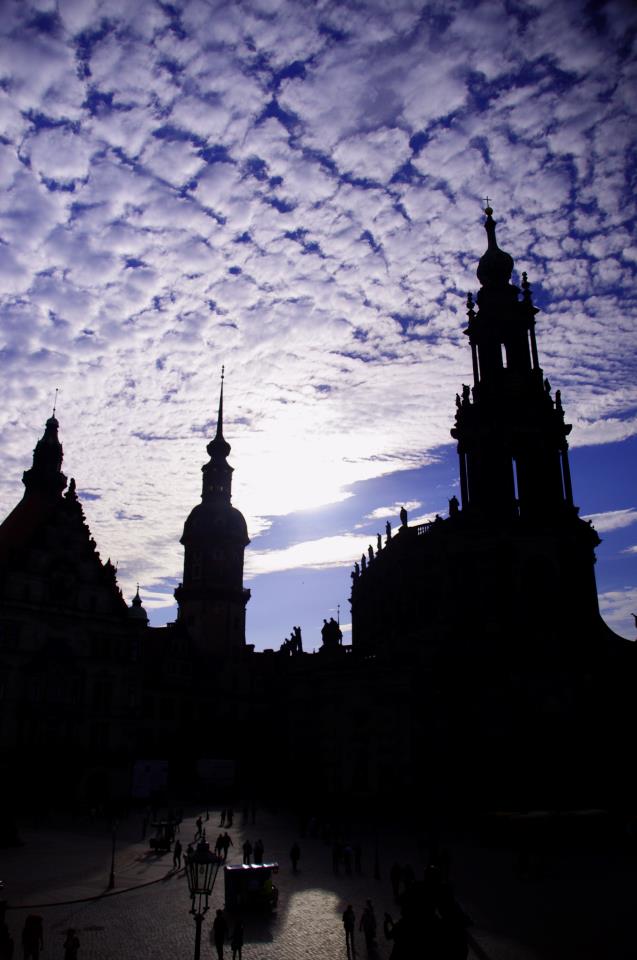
[202,367,232,502]
[216,365,225,438]
[207,366,231,462]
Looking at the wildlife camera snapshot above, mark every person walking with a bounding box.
[360,900,377,954]
[63,928,80,960]
[21,916,43,960]
[242,839,252,864]
[290,840,301,873]
[342,904,356,957]
[230,919,244,960]
[195,816,203,840]
[173,838,182,870]
[0,919,14,960]
[390,862,402,901]
[212,909,228,960]
[222,831,233,861]
[253,838,264,864]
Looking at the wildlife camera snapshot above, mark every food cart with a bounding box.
[148,820,176,852]
[224,862,279,911]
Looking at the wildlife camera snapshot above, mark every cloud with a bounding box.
[582,509,637,533]
[247,530,386,577]
[598,588,637,642]
[359,500,422,525]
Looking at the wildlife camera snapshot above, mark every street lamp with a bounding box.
[107,819,118,890]
[186,839,221,960]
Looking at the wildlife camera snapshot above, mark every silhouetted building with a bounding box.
[0,413,142,801]
[0,208,634,815]
[174,370,251,656]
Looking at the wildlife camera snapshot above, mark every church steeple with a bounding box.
[176,368,250,656]
[201,367,233,504]
[452,206,579,524]
[22,413,67,498]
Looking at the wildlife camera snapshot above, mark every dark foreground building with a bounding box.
[0,208,634,818]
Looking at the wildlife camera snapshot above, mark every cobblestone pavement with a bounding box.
[1,807,633,958]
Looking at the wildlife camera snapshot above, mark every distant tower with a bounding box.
[174,371,250,655]
[21,413,67,499]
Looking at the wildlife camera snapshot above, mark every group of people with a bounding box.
[240,837,265,864]
[342,899,378,957]
[212,909,244,960]
[0,917,79,960]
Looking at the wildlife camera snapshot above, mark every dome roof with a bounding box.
[181,501,249,546]
[129,587,148,623]
[476,206,514,288]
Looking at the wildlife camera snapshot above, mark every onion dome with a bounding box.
[477,205,514,288]
[129,585,148,623]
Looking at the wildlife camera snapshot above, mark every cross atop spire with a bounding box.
[52,387,59,419]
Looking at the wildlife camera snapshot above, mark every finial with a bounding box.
[466,292,476,320]
[483,196,493,216]
[52,387,59,418]
[216,366,225,438]
[521,271,534,304]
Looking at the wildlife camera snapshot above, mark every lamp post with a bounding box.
[186,839,221,960]
[107,819,118,890]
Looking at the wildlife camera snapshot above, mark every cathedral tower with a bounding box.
[174,371,250,655]
[450,204,601,634]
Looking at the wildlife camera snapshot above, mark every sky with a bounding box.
[0,0,636,648]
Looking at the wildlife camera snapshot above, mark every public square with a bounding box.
[1,805,634,958]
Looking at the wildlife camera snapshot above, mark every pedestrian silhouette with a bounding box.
[290,840,301,873]
[230,918,244,960]
[253,838,264,864]
[222,831,233,861]
[63,928,80,960]
[0,919,14,960]
[242,839,252,864]
[342,904,356,956]
[21,916,43,960]
[359,900,377,954]
[390,862,402,900]
[383,911,408,959]
[173,838,182,870]
[212,909,228,960]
